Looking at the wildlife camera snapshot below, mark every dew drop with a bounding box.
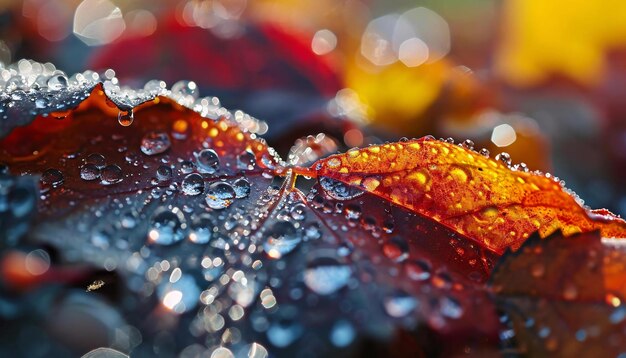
[148,207,187,245]
[290,203,307,221]
[479,148,490,157]
[263,221,302,259]
[41,168,64,188]
[141,131,171,156]
[237,150,257,170]
[205,182,236,209]
[233,178,251,199]
[101,165,123,185]
[495,152,512,167]
[384,291,417,317]
[188,214,216,244]
[304,261,352,295]
[383,237,410,262]
[181,173,204,195]
[156,165,172,181]
[47,74,68,90]
[85,153,106,169]
[196,149,220,174]
[319,177,364,201]
[80,164,101,181]
[405,259,431,281]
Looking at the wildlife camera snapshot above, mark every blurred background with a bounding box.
[1,0,625,216]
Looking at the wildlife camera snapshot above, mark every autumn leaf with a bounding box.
[2,62,625,357]
[0,80,504,355]
[490,230,626,356]
[310,136,626,254]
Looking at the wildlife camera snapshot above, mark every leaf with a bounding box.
[311,136,626,254]
[490,230,626,356]
[0,76,504,356]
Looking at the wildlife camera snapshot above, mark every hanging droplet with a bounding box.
[118,109,134,127]
[140,131,171,156]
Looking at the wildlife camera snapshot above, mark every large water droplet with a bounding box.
[148,207,187,245]
[181,173,204,195]
[140,131,171,156]
[196,149,220,174]
[205,182,236,209]
[101,165,123,185]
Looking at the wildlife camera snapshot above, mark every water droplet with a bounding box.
[384,291,417,317]
[205,182,236,209]
[405,260,431,281]
[233,178,250,199]
[237,150,257,170]
[320,177,364,201]
[148,207,187,245]
[34,98,48,109]
[179,160,195,174]
[85,153,106,169]
[156,165,172,181]
[181,173,204,195]
[304,261,352,295]
[101,165,123,185]
[118,109,134,127]
[140,131,171,156]
[263,221,302,259]
[41,168,64,188]
[47,74,68,90]
[290,203,307,221]
[439,296,463,319]
[383,237,410,262]
[80,164,101,181]
[495,152,512,167]
[479,148,490,157]
[188,214,216,244]
[196,149,220,174]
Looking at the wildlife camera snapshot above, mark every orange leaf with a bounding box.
[311,136,626,254]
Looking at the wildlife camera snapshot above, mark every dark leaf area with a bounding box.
[491,231,626,357]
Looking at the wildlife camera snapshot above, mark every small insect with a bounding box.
[86,280,105,292]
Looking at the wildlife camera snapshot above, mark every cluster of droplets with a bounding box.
[0,59,269,136]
